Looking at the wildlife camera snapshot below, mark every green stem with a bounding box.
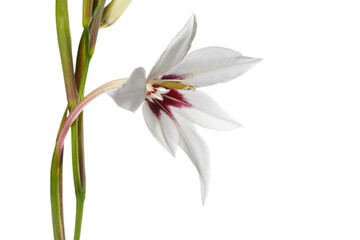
[83,0,93,29]
[74,198,85,240]
[77,113,86,192]
[56,0,77,108]
[72,55,88,240]
[75,33,86,90]
[51,107,68,240]
[89,0,106,56]
[78,57,91,101]
[72,26,90,240]
[51,147,65,240]
[72,2,105,239]
[71,118,86,240]
[53,0,76,238]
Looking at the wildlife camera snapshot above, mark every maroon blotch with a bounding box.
[161,73,191,80]
[146,88,192,119]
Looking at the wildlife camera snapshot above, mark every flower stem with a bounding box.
[82,0,93,29]
[74,197,85,240]
[71,118,85,240]
[72,29,89,240]
[56,0,77,108]
[51,147,65,240]
[53,0,76,238]
[77,57,91,101]
[71,2,105,238]
[57,78,127,156]
[51,107,68,240]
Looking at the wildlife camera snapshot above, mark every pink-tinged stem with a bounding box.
[57,79,127,157]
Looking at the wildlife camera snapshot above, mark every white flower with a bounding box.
[107,14,261,203]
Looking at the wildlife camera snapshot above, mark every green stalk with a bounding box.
[51,107,68,240]
[71,117,85,240]
[51,147,65,240]
[77,57,91,101]
[83,0,93,29]
[88,0,105,57]
[72,32,88,240]
[53,0,76,238]
[72,1,105,239]
[56,0,77,108]
[74,198,85,240]
[72,57,89,240]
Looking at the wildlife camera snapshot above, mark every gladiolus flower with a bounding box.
[57,14,261,203]
[107,14,261,203]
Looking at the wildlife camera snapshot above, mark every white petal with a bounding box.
[107,67,146,112]
[174,113,210,204]
[147,14,197,80]
[142,103,179,156]
[168,47,261,87]
[171,90,241,130]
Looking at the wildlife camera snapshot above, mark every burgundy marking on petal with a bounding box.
[161,73,191,80]
[146,89,157,96]
[146,99,161,118]
[146,88,192,119]
[163,89,192,108]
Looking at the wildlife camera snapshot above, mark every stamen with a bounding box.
[156,79,196,91]
[147,73,196,102]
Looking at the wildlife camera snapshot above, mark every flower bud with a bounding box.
[100,0,132,28]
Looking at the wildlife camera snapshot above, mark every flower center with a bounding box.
[145,74,193,119]
[146,73,195,101]
[147,73,195,94]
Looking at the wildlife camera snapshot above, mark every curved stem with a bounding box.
[51,107,68,240]
[51,147,65,240]
[57,79,127,161]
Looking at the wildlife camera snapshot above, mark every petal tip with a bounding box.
[201,191,208,206]
[200,176,209,205]
[168,148,177,157]
[191,13,197,23]
[253,57,263,63]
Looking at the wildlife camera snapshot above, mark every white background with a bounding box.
[1,0,360,239]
